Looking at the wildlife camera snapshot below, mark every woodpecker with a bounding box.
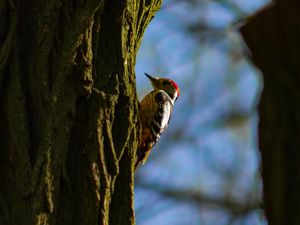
[135,73,180,170]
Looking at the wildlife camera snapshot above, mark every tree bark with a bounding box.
[240,1,300,225]
[0,0,161,224]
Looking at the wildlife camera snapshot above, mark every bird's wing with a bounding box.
[135,90,173,169]
[151,90,173,139]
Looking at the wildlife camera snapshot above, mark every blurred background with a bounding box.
[135,0,270,225]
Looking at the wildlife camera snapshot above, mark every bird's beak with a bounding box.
[144,73,156,81]
[145,73,160,87]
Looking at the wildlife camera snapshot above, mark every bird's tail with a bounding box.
[135,143,152,171]
[135,128,153,171]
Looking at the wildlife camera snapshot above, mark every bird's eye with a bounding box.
[162,80,169,85]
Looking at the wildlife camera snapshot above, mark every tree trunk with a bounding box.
[240,1,300,225]
[0,0,161,224]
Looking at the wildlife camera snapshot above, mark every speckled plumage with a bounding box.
[135,73,180,170]
[135,90,173,169]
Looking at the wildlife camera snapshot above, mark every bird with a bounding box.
[135,73,180,170]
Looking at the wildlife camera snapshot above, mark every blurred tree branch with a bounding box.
[240,1,300,225]
[137,182,262,215]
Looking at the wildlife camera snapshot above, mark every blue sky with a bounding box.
[135,1,270,224]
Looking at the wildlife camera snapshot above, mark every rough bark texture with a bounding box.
[240,1,300,225]
[0,0,161,225]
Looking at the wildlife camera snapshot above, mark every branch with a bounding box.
[137,182,262,215]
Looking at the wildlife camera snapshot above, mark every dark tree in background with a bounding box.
[240,1,300,225]
[0,0,161,225]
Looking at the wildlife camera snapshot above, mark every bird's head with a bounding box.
[145,73,180,102]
